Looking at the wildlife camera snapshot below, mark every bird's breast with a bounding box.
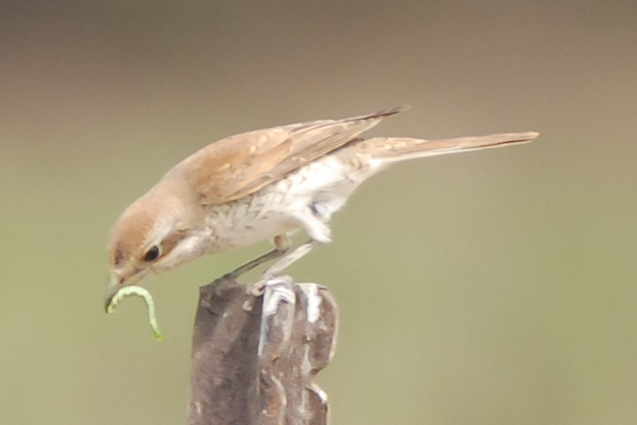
[200,152,375,252]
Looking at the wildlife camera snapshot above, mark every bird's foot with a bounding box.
[245,278,269,297]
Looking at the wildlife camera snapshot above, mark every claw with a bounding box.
[245,279,268,297]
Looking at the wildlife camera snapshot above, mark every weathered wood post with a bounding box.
[188,275,339,425]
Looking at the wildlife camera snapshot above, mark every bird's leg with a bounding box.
[224,234,291,281]
[243,209,330,295]
[246,239,320,296]
[262,239,319,279]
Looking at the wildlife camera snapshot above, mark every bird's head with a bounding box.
[105,188,203,310]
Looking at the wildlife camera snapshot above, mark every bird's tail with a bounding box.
[359,132,538,163]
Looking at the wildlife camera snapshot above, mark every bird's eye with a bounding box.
[143,245,161,262]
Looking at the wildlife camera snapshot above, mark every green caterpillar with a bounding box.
[106,286,163,341]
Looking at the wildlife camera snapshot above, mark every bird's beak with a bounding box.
[104,274,122,312]
[105,271,148,312]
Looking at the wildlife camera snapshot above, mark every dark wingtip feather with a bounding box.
[374,104,410,118]
[351,105,410,123]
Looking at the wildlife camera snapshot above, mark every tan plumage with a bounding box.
[169,106,405,204]
[106,107,537,303]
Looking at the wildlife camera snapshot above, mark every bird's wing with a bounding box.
[174,106,406,204]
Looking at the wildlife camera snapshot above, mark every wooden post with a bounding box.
[188,275,339,425]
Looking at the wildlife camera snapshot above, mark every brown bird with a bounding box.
[106,106,537,305]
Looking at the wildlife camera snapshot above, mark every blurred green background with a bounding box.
[1,1,636,424]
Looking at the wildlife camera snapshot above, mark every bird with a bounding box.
[105,106,537,306]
